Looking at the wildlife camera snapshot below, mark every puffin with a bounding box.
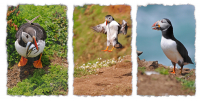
[92,15,128,52]
[152,18,193,74]
[15,15,47,68]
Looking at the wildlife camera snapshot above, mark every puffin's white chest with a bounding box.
[160,36,183,63]
[15,40,45,58]
[106,21,119,41]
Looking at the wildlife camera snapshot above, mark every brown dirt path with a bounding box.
[137,57,195,96]
[73,55,132,96]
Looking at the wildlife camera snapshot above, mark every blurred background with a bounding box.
[73,5,132,67]
[136,5,195,69]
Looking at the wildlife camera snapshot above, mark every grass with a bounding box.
[155,67,169,75]
[176,71,195,92]
[7,64,68,95]
[73,5,132,68]
[185,71,194,78]
[7,5,68,68]
[176,77,195,92]
[138,67,146,74]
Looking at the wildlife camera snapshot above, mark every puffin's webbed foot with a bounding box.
[171,71,176,74]
[33,53,43,68]
[108,47,115,52]
[101,50,108,51]
[101,46,109,52]
[170,62,176,74]
[18,56,28,67]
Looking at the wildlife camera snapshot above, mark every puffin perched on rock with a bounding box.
[92,15,128,52]
[15,15,47,68]
[152,18,193,74]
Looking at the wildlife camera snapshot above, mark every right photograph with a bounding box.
[136,5,196,96]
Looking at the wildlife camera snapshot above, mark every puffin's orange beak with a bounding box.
[106,19,107,25]
[33,36,38,50]
[152,21,160,30]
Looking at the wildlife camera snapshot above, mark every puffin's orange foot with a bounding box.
[18,56,28,67]
[33,60,43,68]
[108,50,113,52]
[102,46,109,52]
[171,71,176,74]
[101,50,108,51]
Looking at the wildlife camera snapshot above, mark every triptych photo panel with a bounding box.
[6,4,195,96]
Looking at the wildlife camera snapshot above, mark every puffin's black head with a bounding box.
[22,27,38,50]
[105,15,114,25]
[152,18,172,31]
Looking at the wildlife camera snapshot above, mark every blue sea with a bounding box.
[136,5,195,69]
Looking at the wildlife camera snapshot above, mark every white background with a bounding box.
[0,0,199,101]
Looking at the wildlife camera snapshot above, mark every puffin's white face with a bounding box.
[22,32,33,43]
[105,15,114,25]
[152,19,171,31]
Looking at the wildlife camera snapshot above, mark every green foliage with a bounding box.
[7,64,68,95]
[176,77,195,92]
[155,67,169,75]
[138,67,146,74]
[76,5,88,14]
[6,5,68,68]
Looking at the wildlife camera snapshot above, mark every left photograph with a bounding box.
[6,5,68,95]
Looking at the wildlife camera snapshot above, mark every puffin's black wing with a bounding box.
[92,22,107,34]
[119,20,128,35]
[32,23,47,41]
[16,23,46,41]
[175,39,193,64]
[16,15,41,39]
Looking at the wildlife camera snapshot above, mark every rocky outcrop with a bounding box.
[137,50,168,70]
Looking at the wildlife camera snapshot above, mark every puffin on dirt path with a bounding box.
[92,15,128,52]
[152,18,193,74]
[15,15,47,68]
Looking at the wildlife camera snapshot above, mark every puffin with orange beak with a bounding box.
[15,15,47,68]
[152,18,193,74]
[92,15,128,52]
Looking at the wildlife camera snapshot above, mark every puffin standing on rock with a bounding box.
[152,18,193,74]
[15,15,47,68]
[92,15,128,52]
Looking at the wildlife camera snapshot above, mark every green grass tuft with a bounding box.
[7,64,68,95]
[138,67,146,74]
[155,67,169,75]
[176,77,195,92]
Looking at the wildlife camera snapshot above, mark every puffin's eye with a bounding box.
[26,35,28,38]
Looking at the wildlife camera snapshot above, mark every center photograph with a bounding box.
[73,5,132,96]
